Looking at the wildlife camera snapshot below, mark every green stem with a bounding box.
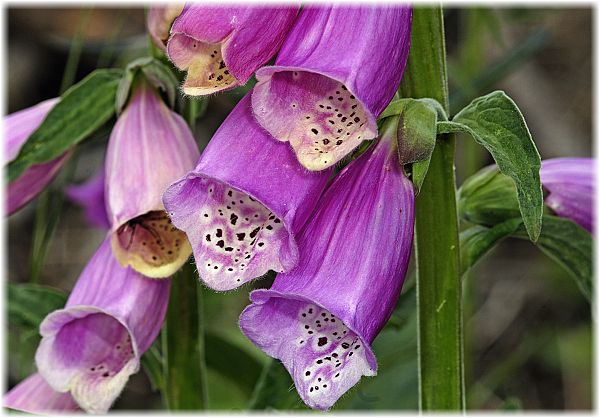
[59,8,93,94]
[400,6,464,411]
[163,262,209,410]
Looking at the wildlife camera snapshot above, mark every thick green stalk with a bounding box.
[162,262,209,409]
[399,6,464,411]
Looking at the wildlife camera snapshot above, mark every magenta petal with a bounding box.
[163,93,330,291]
[147,4,184,51]
[4,373,79,414]
[34,237,170,413]
[167,5,299,95]
[540,157,595,233]
[105,83,199,278]
[66,166,110,230]
[4,98,70,215]
[240,129,415,410]
[252,5,412,170]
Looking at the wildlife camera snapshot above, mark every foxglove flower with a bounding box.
[163,93,330,291]
[106,81,200,278]
[167,5,299,95]
[541,157,595,233]
[239,121,415,410]
[147,4,184,52]
[35,237,171,413]
[5,98,70,215]
[4,373,79,414]
[252,5,412,171]
[66,166,110,230]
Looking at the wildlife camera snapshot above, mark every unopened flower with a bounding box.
[66,166,110,230]
[163,93,330,291]
[147,4,184,51]
[167,5,299,95]
[105,81,200,278]
[252,5,412,171]
[35,237,171,413]
[5,98,70,215]
[4,373,79,414]
[541,157,594,233]
[239,120,415,410]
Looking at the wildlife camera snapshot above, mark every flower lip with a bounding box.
[110,210,192,279]
[35,306,140,414]
[167,33,239,96]
[240,289,377,410]
[252,65,378,171]
[164,170,297,292]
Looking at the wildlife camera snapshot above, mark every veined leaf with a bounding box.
[439,90,543,242]
[7,283,67,329]
[8,69,123,182]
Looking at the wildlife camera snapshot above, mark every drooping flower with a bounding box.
[163,93,330,291]
[4,373,79,414]
[105,81,200,278]
[251,5,412,171]
[147,4,184,52]
[5,98,70,215]
[540,157,595,233]
[66,165,110,230]
[239,119,415,410]
[167,5,299,96]
[34,237,171,413]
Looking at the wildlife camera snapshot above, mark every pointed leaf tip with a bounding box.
[442,90,543,242]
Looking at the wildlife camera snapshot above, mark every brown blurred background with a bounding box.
[6,6,593,411]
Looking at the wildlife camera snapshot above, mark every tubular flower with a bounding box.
[239,120,415,410]
[540,157,595,233]
[34,237,171,413]
[167,5,299,96]
[251,5,412,171]
[105,81,200,278]
[5,98,70,215]
[163,93,330,291]
[147,4,184,52]
[4,373,79,414]
[66,166,110,230]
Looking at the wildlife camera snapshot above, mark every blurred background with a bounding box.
[6,6,593,411]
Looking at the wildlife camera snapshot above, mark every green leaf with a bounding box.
[513,215,593,301]
[8,69,123,182]
[439,90,543,242]
[459,218,523,276]
[116,57,179,113]
[7,283,67,329]
[141,341,165,393]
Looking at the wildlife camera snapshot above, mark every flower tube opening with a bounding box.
[36,308,139,414]
[253,68,378,171]
[168,35,238,95]
[240,293,376,410]
[112,210,191,278]
[165,174,294,291]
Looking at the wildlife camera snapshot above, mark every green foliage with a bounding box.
[116,57,179,113]
[458,165,522,226]
[380,98,446,193]
[7,284,68,381]
[7,283,67,329]
[459,218,523,275]
[458,165,592,301]
[513,215,593,301]
[439,91,543,242]
[8,69,122,182]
